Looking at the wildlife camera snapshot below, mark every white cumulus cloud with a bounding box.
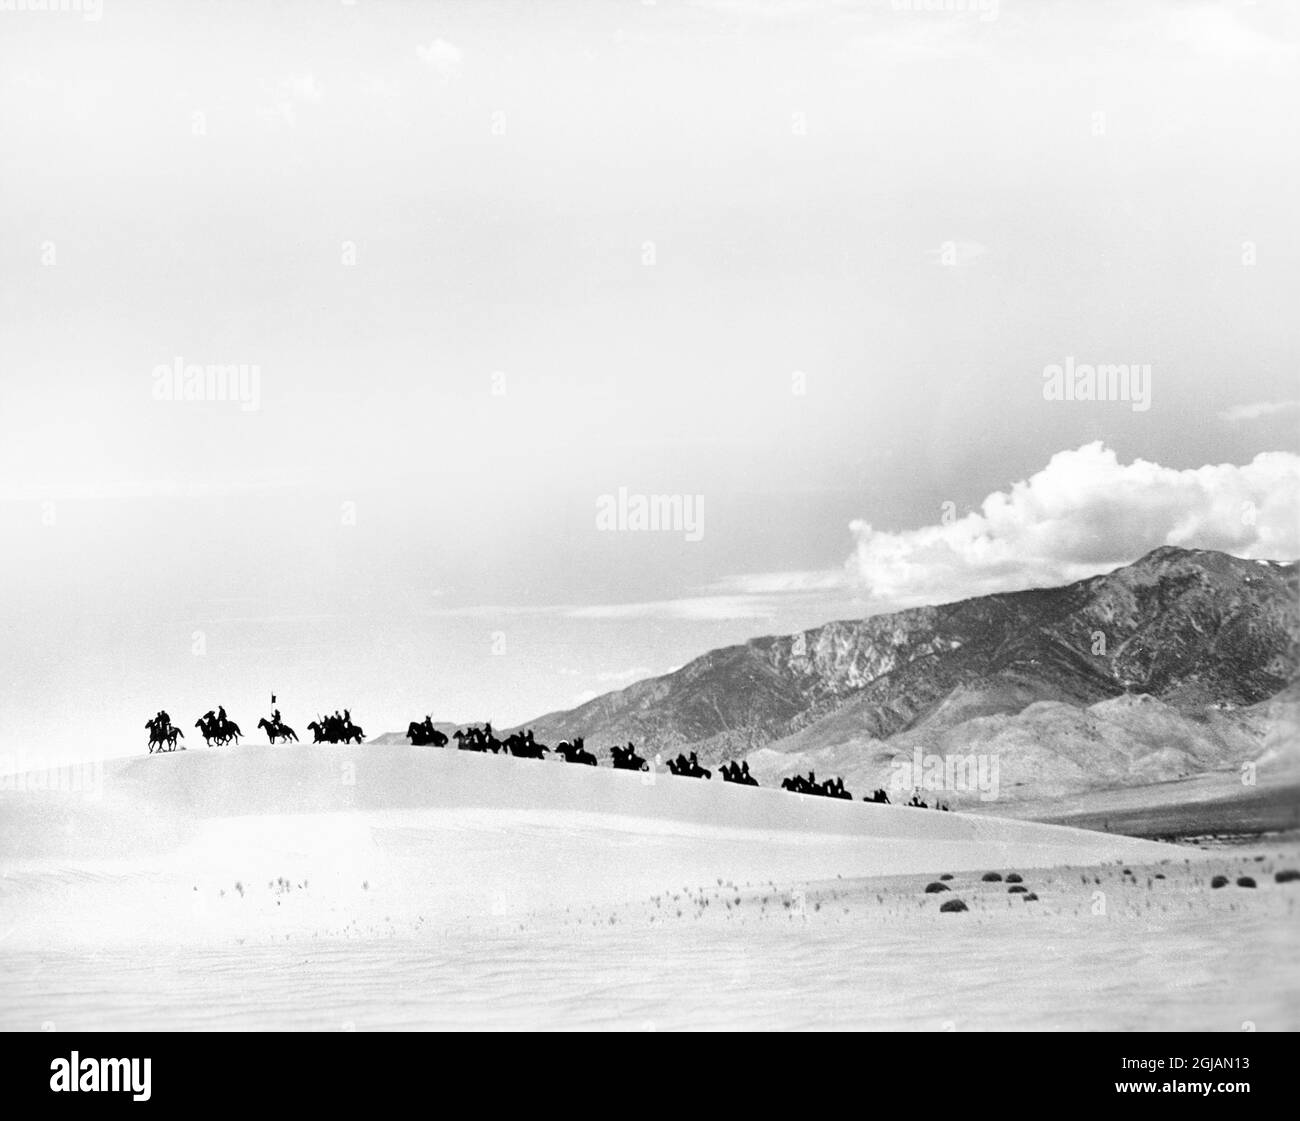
[417,38,463,78]
[1220,400,1300,423]
[847,443,1300,608]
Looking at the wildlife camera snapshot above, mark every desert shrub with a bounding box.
[1236,876,1256,889]
[1006,873,1023,883]
[939,898,968,913]
[1008,885,1028,894]
[924,882,950,894]
[981,872,1003,882]
[1210,875,1229,889]
[1275,869,1300,884]
[939,873,954,881]
[1022,892,1039,901]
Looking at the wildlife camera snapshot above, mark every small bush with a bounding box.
[1022,892,1039,902]
[939,898,968,913]
[981,872,1003,883]
[924,882,950,894]
[1236,876,1256,889]
[1210,875,1229,889]
[939,873,954,881]
[1008,885,1028,894]
[1005,873,1023,884]
[1275,869,1300,884]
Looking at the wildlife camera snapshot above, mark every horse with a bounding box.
[864,788,891,804]
[307,716,363,744]
[258,717,298,744]
[667,753,710,779]
[453,728,485,752]
[166,726,184,751]
[454,726,504,753]
[407,721,449,747]
[720,761,759,786]
[504,732,549,759]
[554,739,597,766]
[610,743,649,771]
[195,716,241,746]
[145,718,171,754]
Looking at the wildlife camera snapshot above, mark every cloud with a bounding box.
[282,73,324,103]
[847,443,1300,607]
[0,478,301,504]
[1170,6,1300,63]
[359,74,401,102]
[422,597,772,622]
[559,665,655,684]
[258,73,324,128]
[426,573,849,623]
[568,596,779,622]
[703,569,848,595]
[594,666,655,684]
[1220,400,1300,424]
[416,38,463,78]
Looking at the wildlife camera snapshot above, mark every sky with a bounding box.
[1,0,1297,764]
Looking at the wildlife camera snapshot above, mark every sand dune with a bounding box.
[0,742,1177,951]
[5,743,1294,1030]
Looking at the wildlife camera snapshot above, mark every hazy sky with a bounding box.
[1,0,1297,762]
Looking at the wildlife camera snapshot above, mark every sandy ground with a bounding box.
[1001,769,1300,840]
[2,744,1297,1030]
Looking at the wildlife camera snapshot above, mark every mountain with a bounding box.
[745,687,1300,806]
[509,548,1298,794]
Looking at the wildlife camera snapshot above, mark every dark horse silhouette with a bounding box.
[781,772,850,798]
[258,717,298,744]
[502,731,549,759]
[610,742,649,771]
[195,713,241,746]
[864,788,891,804]
[145,716,183,753]
[666,752,710,779]
[407,718,449,747]
[720,760,758,786]
[452,726,504,753]
[554,737,597,766]
[308,717,364,744]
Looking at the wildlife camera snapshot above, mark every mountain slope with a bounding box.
[514,548,1298,768]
